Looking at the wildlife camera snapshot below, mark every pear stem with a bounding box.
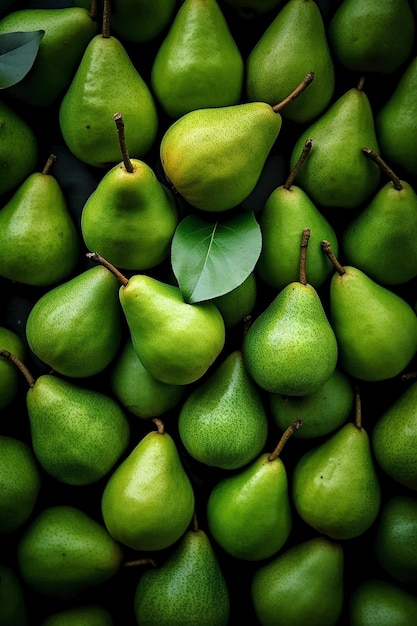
[272,71,315,113]
[401,371,417,381]
[89,0,98,20]
[284,139,313,190]
[123,558,157,568]
[321,240,345,276]
[268,419,303,461]
[42,154,57,176]
[362,147,403,191]
[0,349,36,388]
[152,417,165,434]
[354,384,363,430]
[192,511,199,532]
[357,76,366,92]
[86,252,129,286]
[102,0,111,38]
[114,113,134,174]
[299,228,310,286]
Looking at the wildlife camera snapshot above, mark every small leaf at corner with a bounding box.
[0,30,44,89]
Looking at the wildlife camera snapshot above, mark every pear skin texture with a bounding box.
[0,565,29,626]
[40,605,115,626]
[256,184,339,290]
[134,529,230,625]
[376,56,417,176]
[0,7,98,107]
[25,265,122,378]
[328,266,417,381]
[119,275,226,385]
[213,272,257,328]
[342,180,417,285]
[111,0,177,44]
[0,326,26,410]
[101,430,195,551]
[289,87,381,209]
[81,159,178,270]
[206,451,291,561]
[59,35,158,168]
[26,375,130,486]
[251,537,344,626]
[151,0,244,119]
[177,350,269,470]
[243,282,338,396]
[292,423,381,540]
[0,436,41,534]
[349,579,417,626]
[246,0,335,123]
[17,505,123,599]
[0,171,80,286]
[371,381,417,491]
[160,102,282,211]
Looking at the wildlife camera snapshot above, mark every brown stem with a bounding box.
[123,558,157,568]
[299,228,310,286]
[272,71,315,113]
[192,511,199,532]
[354,384,362,430]
[102,0,111,38]
[357,76,366,92]
[401,371,417,381]
[268,419,303,461]
[321,240,345,276]
[86,252,129,286]
[114,113,134,173]
[362,147,403,191]
[152,417,165,434]
[284,138,313,190]
[89,0,98,20]
[42,154,57,176]
[0,350,36,388]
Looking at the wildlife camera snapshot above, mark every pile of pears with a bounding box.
[2,0,417,624]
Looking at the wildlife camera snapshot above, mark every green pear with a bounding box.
[350,579,417,626]
[376,56,417,176]
[0,325,26,410]
[206,420,301,561]
[25,264,122,379]
[59,0,158,168]
[212,272,258,330]
[256,138,339,291]
[110,0,177,43]
[151,0,244,119]
[373,494,417,585]
[269,367,354,440]
[0,435,41,534]
[41,605,114,626]
[0,98,38,197]
[101,419,195,551]
[0,564,29,626]
[342,149,417,285]
[177,340,269,470]
[328,0,415,75]
[251,536,344,626]
[17,505,123,598]
[0,6,98,107]
[244,229,338,395]
[80,113,178,271]
[246,0,335,123]
[0,154,80,287]
[322,240,417,381]
[110,336,185,419]
[133,516,230,626]
[371,379,417,491]
[292,387,381,540]
[159,71,314,212]
[289,77,381,209]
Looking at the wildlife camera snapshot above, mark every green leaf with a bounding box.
[0,30,44,89]
[171,211,262,304]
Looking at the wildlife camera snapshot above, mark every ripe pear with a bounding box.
[244,229,338,395]
[251,536,344,626]
[0,6,98,107]
[25,264,122,379]
[40,605,114,626]
[256,138,339,291]
[292,387,381,540]
[0,325,26,410]
[212,271,257,329]
[246,0,335,123]
[0,98,38,196]
[17,505,123,598]
[0,435,41,534]
[101,419,195,551]
[81,113,178,271]
[133,517,230,626]
[151,0,244,119]
[59,0,158,168]
[0,154,80,286]
[342,149,417,285]
[322,241,417,381]
[350,579,417,626]
[0,564,28,626]
[328,0,415,75]
[289,77,381,209]
[110,0,177,44]
[160,71,314,212]
[206,421,301,561]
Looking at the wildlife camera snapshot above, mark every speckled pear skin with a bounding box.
[349,579,417,626]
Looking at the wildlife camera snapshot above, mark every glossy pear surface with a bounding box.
[350,579,417,626]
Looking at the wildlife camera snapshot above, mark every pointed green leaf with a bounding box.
[171,211,262,303]
[0,30,44,89]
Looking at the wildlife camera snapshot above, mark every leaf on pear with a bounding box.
[0,30,44,89]
[171,212,262,303]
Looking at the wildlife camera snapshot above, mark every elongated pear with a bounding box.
[0,325,26,410]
